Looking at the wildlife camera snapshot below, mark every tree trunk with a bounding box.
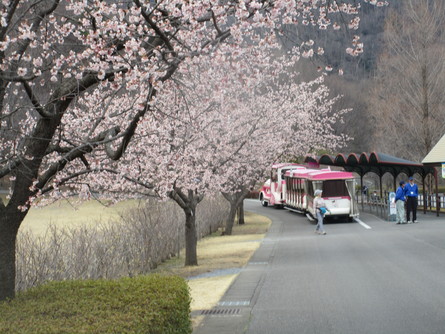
[237,201,245,225]
[0,210,22,301]
[223,188,250,235]
[421,65,432,155]
[169,188,202,267]
[184,208,198,266]
[225,200,238,235]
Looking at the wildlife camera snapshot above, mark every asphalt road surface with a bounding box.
[243,200,445,334]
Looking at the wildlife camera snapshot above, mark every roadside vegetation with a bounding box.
[15,196,228,292]
[4,196,270,332]
[0,275,191,334]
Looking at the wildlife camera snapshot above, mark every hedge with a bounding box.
[0,274,191,334]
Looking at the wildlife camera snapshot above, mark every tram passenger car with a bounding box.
[284,167,358,221]
[259,163,304,207]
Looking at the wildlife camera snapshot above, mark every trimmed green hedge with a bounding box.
[0,274,191,334]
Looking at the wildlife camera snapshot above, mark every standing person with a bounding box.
[371,190,379,203]
[405,176,419,223]
[313,189,327,235]
[395,181,407,224]
[363,185,368,199]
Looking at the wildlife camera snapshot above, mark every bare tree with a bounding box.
[369,0,445,161]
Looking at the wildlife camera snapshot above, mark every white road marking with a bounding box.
[218,301,250,306]
[354,217,372,229]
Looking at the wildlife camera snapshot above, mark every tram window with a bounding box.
[307,182,314,196]
[281,169,289,180]
[271,169,277,182]
[322,180,349,197]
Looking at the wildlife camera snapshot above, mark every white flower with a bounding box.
[17,67,27,76]
[302,49,314,58]
[97,69,106,80]
[33,57,43,67]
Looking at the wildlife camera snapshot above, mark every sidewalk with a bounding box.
[192,213,282,334]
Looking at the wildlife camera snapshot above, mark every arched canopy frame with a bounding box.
[305,152,437,215]
[308,152,434,179]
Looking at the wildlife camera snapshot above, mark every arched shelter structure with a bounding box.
[304,152,437,215]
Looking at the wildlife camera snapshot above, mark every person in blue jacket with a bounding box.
[405,176,419,223]
[395,181,406,224]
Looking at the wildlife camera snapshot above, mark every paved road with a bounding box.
[194,200,445,334]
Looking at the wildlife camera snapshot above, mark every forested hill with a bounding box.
[281,1,401,80]
[277,2,406,153]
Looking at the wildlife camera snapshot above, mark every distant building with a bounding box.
[422,133,445,169]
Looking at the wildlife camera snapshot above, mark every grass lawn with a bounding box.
[20,198,141,236]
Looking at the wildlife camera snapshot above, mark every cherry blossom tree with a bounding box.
[0,0,385,300]
[77,48,349,265]
[216,68,349,236]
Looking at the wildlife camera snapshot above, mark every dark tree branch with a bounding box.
[105,85,155,160]
[0,158,22,179]
[22,81,50,118]
[169,186,188,210]
[211,10,223,35]
[0,0,20,41]
[8,1,60,74]
[79,155,89,169]
[0,74,37,82]
[35,126,120,191]
[40,167,154,195]
[134,0,176,54]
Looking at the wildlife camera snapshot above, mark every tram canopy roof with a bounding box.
[422,133,445,165]
[304,152,435,179]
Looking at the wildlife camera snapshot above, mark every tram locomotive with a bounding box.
[258,163,303,207]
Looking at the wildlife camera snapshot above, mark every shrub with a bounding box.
[16,196,229,292]
[0,274,191,334]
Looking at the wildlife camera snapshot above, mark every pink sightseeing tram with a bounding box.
[260,164,359,221]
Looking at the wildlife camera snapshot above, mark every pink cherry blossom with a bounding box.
[0,0,389,300]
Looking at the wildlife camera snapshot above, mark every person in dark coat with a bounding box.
[405,176,419,223]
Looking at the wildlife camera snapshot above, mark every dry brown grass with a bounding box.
[188,274,237,310]
[154,211,270,279]
[188,274,237,329]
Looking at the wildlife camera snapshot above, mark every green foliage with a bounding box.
[0,275,191,334]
